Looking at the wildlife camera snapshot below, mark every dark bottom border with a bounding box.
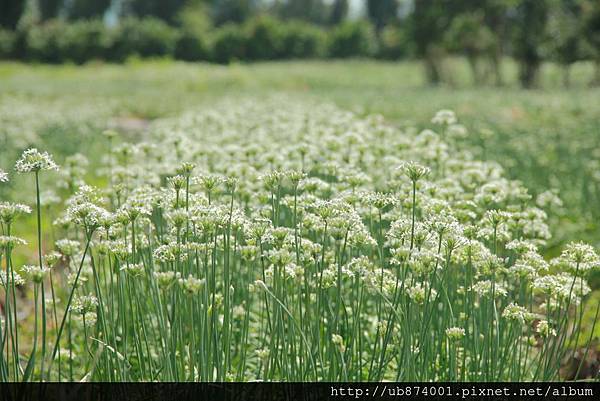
[0,382,598,401]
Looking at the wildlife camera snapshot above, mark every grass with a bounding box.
[0,58,599,381]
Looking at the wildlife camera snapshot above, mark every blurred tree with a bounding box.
[177,0,212,33]
[66,0,112,20]
[511,0,550,88]
[0,0,27,29]
[412,0,457,85]
[212,0,257,25]
[174,1,212,61]
[367,0,398,34]
[436,0,510,86]
[445,12,496,85]
[547,0,584,87]
[378,23,412,59]
[481,0,512,86]
[329,0,348,25]
[581,0,600,85]
[329,20,376,58]
[123,0,188,24]
[39,0,63,21]
[278,0,328,25]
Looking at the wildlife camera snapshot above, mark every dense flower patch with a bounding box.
[0,98,598,381]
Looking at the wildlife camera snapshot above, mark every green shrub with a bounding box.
[328,20,376,58]
[109,17,179,62]
[281,21,326,59]
[24,20,67,63]
[244,16,284,61]
[378,24,411,60]
[59,20,112,64]
[211,24,246,64]
[175,30,210,61]
[0,29,15,59]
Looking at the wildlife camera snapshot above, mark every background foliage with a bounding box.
[1,0,600,88]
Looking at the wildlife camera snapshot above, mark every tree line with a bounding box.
[1,0,599,88]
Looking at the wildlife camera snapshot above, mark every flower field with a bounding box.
[0,61,599,382]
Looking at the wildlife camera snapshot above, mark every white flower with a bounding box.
[447,124,468,139]
[120,263,145,277]
[502,303,534,324]
[536,189,563,209]
[406,282,437,305]
[43,251,62,266]
[445,327,465,341]
[71,294,98,315]
[65,202,107,228]
[22,265,50,284]
[535,320,556,338]
[432,109,457,125]
[166,209,189,228]
[0,202,32,224]
[555,242,600,273]
[153,244,177,263]
[154,271,181,290]
[332,334,346,352]
[471,280,508,298]
[255,348,269,361]
[179,275,204,294]
[509,250,549,278]
[0,169,8,183]
[55,239,81,256]
[0,271,26,287]
[0,236,28,249]
[397,161,430,182]
[15,148,59,173]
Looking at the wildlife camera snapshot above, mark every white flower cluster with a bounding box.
[15,148,59,173]
[445,327,465,341]
[108,96,597,330]
[4,97,597,381]
[502,302,535,324]
[0,202,31,224]
[21,265,50,284]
